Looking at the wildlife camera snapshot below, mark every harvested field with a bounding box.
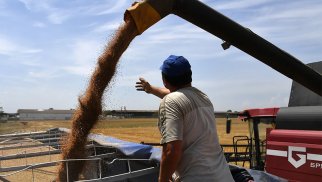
[0,121,70,134]
[0,118,260,145]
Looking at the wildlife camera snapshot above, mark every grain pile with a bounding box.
[56,16,138,181]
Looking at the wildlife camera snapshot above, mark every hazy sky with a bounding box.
[1,0,321,113]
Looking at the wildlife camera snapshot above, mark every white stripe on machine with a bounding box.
[267,147,322,168]
[267,149,287,157]
[307,153,322,162]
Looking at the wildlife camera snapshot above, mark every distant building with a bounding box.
[18,108,75,121]
[103,110,238,119]
[0,113,9,121]
[107,110,158,118]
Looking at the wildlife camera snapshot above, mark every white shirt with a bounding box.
[158,87,234,182]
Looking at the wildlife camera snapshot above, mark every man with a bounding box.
[136,55,234,182]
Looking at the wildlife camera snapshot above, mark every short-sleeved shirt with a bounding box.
[158,87,234,182]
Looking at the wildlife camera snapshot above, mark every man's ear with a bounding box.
[162,76,169,88]
[161,74,167,86]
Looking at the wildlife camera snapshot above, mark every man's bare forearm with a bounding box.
[159,141,182,182]
[150,86,170,99]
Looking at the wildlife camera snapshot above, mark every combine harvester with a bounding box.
[124,0,322,181]
[226,61,322,181]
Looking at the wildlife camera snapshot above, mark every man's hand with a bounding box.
[135,77,152,93]
[135,77,170,98]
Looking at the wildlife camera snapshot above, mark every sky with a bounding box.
[0,0,321,113]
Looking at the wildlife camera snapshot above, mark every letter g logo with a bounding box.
[288,146,306,168]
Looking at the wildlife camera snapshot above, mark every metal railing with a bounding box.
[0,158,158,182]
[0,129,159,182]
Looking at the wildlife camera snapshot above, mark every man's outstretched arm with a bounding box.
[159,140,183,182]
[135,77,170,98]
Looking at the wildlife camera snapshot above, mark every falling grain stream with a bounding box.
[56,16,138,181]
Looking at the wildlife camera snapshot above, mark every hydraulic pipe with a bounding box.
[126,0,322,96]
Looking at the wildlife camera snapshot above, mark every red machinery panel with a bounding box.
[266,129,322,182]
[239,107,279,119]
